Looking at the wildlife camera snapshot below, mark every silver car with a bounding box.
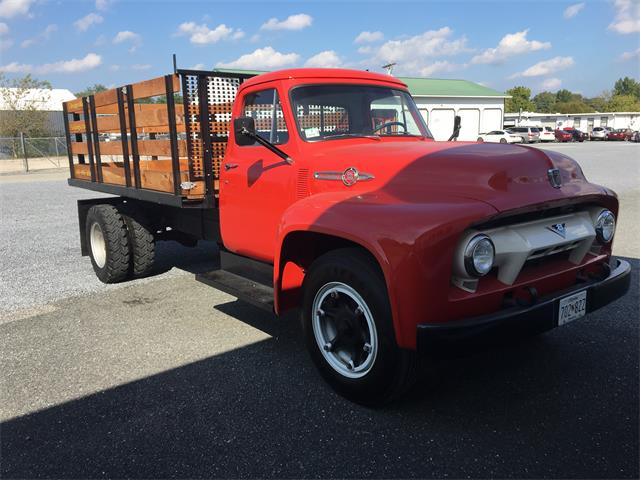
[590,126,608,141]
[509,126,541,144]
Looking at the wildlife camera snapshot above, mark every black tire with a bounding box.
[85,205,130,283]
[122,213,156,277]
[499,138,507,144]
[477,137,484,142]
[301,248,418,406]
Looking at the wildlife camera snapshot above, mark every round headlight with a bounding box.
[464,235,495,277]
[595,210,615,243]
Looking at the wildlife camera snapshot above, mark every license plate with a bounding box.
[558,290,587,326]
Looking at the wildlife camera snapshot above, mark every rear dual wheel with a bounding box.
[86,205,155,283]
[302,249,418,406]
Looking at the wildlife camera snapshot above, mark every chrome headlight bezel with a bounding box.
[463,234,495,277]
[595,209,615,244]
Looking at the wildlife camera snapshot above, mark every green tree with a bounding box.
[505,86,535,113]
[613,77,640,99]
[532,91,556,113]
[74,84,107,98]
[555,89,575,103]
[0,74,52,140]
[607,94,640,112]
[554,101,594,114]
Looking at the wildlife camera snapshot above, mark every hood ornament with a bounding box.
[547,168,562,188]
[314,167,375,187]
[547,223,567,238]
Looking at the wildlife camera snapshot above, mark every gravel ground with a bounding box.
[0,141,638,478]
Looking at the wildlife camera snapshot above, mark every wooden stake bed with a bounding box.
[63,69,255,208]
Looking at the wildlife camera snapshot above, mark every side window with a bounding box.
[242,89,288,145]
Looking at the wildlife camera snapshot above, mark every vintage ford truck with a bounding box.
[63,68,630,404]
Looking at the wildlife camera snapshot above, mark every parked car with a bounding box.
[555,129,573,142]
[606,129,626,141]
[590,127,609,141]
[538,126,556,142]
[509,126,541,143]
[562,127,586,142]
[477,130,522,144]
[623,128,634,141]
[631,131,640,143]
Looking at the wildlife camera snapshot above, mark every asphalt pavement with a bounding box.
[1,141,638,478]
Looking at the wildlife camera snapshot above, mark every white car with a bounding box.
[477,130,522,144]
[539,126,555,142]
[590,126,608,141]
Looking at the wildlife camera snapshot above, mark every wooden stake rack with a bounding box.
[63,70,255,208]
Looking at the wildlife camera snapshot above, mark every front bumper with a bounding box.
[417,258,631,354]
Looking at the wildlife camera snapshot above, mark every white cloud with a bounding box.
[418,60,466,77]
[132,63,151,70]
[471,29,551,64]
[609,0,640,34]
[305,50,342,68]
[21,24,57,48]
[620,47,640,61]
[563,2,585,19]
[95,0,109,11]
[216,46,300,70]
[541,77,562,90]
[176,22,243,44]
[74,13,103,32]
[113,30,142,52]
[363,27,469,75]
[354,31,383,44]
[0,52,102,74]
[0,21,8,35]
[511,56,575,78]
[0,0,35,18]
[260,13,312,31]
[190,63,206,70]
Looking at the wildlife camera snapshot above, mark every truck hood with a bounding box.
[308,140,606,213]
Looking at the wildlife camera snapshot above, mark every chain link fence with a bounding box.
[0,136,68,173]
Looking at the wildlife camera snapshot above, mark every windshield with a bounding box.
[290,84,432,141]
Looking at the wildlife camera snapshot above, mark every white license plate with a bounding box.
[558,290,587,326]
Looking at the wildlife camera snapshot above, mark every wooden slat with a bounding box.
[95,115,122,132]
[131,75,180,100]
[68,120,85,134]
[72,139,187,157]
[65,98,84,113]
[73,163,92,179]
[92,89,118,108]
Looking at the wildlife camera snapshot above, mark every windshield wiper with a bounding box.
[321,133,380,141]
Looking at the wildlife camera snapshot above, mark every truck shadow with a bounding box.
[150,240,220,276]
[2,258,637,479]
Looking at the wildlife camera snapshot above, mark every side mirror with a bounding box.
[234,116,256,146]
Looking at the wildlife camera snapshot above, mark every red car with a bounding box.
[562,127,587,142]
[63,68,631,404]
[555,129,573,142]
[606,129,626,141]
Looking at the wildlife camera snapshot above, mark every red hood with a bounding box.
[308,140,607,213]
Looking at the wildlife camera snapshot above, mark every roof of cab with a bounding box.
[234,68,407,91]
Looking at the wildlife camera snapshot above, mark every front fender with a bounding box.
[274,191,496,349]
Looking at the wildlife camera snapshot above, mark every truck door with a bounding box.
[219,87,294,263]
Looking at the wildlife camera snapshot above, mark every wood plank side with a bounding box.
[65,99,84,113]
[138,139,187,157]
[131,75,180,100]
[71,142,89,155]
[68,120,85,134]
[92,89,118,108]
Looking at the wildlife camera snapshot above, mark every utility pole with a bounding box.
[20,132,29,173]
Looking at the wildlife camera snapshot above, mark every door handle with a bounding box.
[224,163,239,171]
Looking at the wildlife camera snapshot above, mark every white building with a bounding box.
[504,111,640,133]
[399,77,510,141]
[0,88,76,135]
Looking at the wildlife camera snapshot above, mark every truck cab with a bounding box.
[63,68,631,405]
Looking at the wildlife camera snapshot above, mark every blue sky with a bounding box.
[0,0,638,96]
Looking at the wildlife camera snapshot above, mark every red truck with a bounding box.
[63,68,630,405]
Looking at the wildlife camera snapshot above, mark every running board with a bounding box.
[195,251,275,312]
[196,270,274,312]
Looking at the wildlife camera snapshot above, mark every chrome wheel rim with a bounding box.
[90,222,106,268]
[311,282,378,379]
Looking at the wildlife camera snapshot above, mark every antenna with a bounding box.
[382,62,396,75]
[172,53,177,74]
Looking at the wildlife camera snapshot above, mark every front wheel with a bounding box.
[301,249,418,406]
[499,138,507,144]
